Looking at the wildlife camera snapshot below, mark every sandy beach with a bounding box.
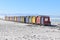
[0,20,60,40]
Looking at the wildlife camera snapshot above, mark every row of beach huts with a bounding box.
[5,15,51,26]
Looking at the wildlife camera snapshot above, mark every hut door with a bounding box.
[41,17,44,25]
[26,17,28,23]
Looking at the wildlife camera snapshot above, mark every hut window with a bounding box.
[45,18,48,21]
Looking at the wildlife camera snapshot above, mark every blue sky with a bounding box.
[0,0,60,18]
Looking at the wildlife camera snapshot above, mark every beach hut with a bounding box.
[14,16,17,22]
[12,16,14,21]
[5,16,8,21]
[26,16,29,23]
[10,16,12,21]
[28,16,32,24]
[24,16,26,23]
[16,16,20,22]
[8,17,10,21]
[20,16,23,23]
[22,16,24,23]
[42,16,51,25]
[31,16,36,24]
[20,16,24,23]
[36,16,41,25]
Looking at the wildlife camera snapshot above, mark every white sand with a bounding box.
[0,20,60,40]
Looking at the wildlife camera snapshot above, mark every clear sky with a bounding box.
[0,0,60,17]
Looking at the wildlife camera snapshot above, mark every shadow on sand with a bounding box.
[26,24,58,27]
[26,24,40,27]
[45,25,57,27]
